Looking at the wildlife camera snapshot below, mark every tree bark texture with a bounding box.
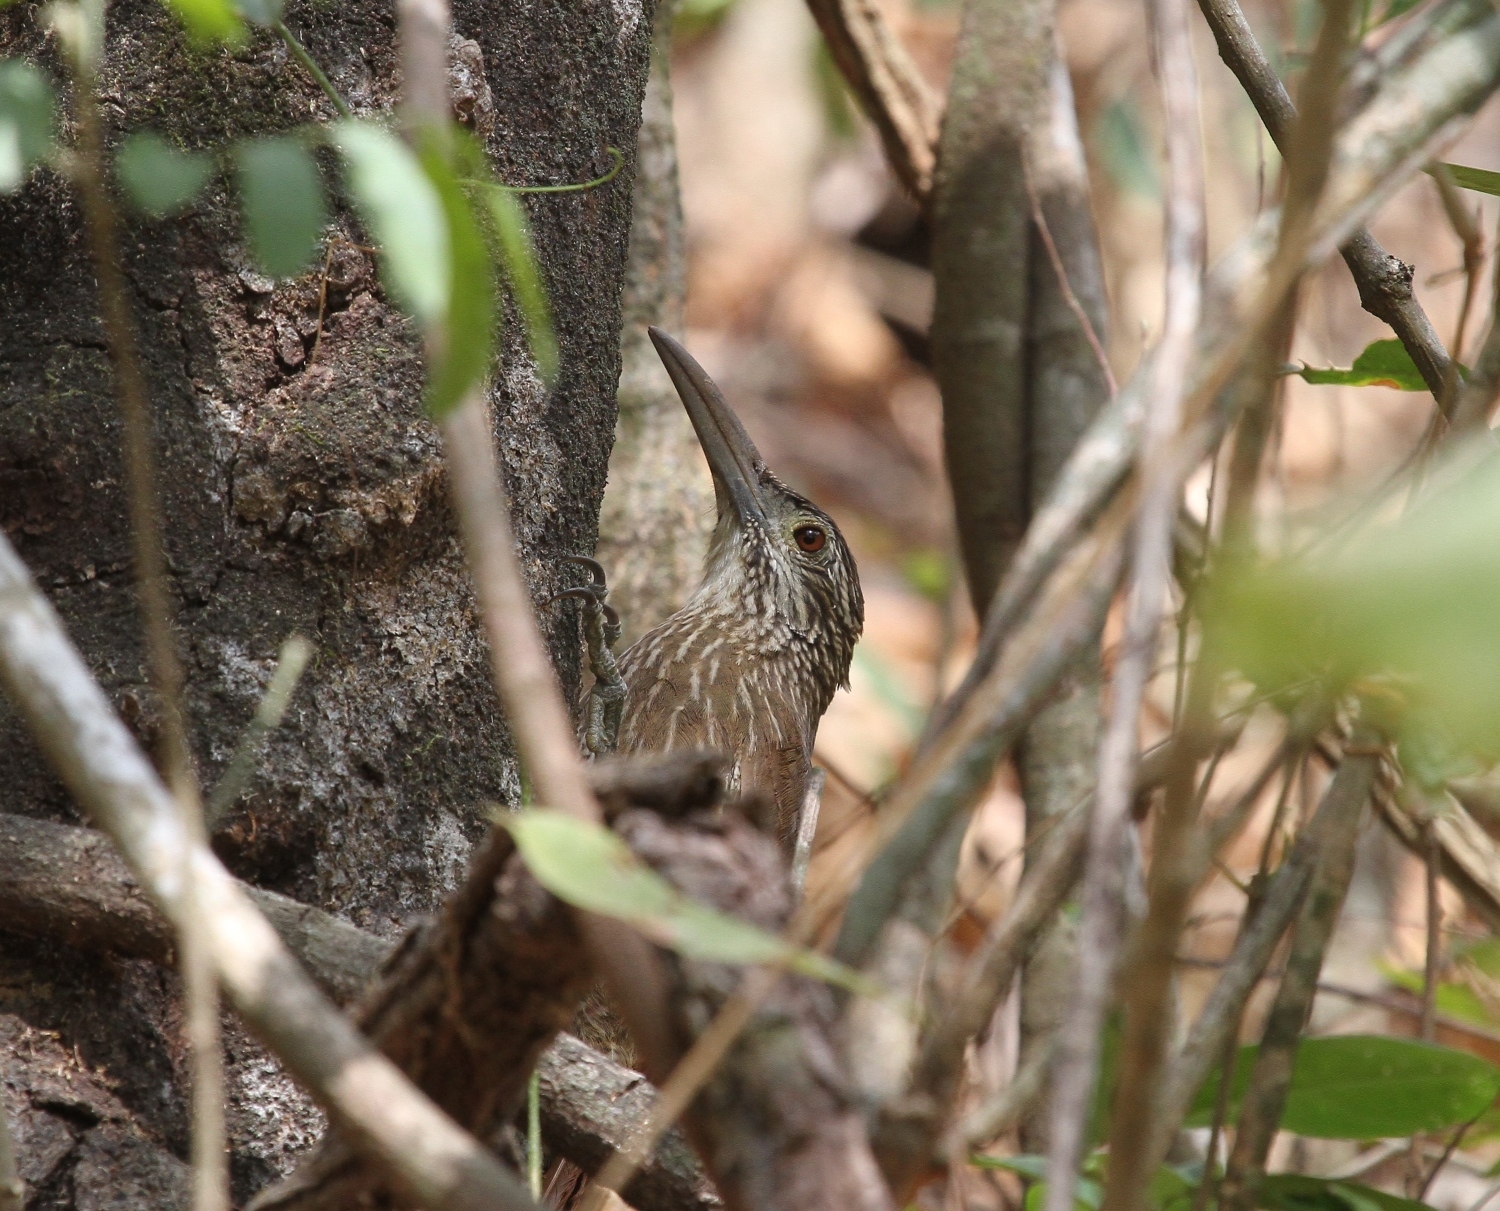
[594,0,714,646]
[1013,53,1109,1153]
[0,0,652,1202]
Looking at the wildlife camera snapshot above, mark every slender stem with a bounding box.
[1218,736,1378,1211]
[527,1069,543,1200]
[66,38,226,1211]
[1408,815,1445,1195]
[1049,0,1206,1202]
[1193,0,1457,402]
[273,19,353,119]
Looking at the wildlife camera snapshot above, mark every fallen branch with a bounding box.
[0,530,535,1211]
[0,808,720,1211]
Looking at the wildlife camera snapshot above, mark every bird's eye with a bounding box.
[793,525,826,553]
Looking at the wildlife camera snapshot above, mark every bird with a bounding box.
[585,327,864,847]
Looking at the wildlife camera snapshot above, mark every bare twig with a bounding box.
[0,810,719,1211]
[1048,0,1206,1202]
[878,799,1088,1189]
[958,1033,1057,1151]
[1218,737,1378,1211]
[0,530,536,1211]
[1024,146,1117,401]
[1194,0,1457,402]
[394,0,677,1083]
[59,17,226,1207]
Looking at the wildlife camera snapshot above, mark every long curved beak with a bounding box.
[649,327,769,526]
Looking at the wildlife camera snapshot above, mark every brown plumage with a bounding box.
[613,329,864,844]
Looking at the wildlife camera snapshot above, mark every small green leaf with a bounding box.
[969,1157,1102,1211]
[163,0,244,44]
[420,135,495,418]
[502,808,876,993]
[1261,1175,1437,1211]
[0,60,55,192]
[1436,163,1500,198]
[1186,1035,1500,1138]
[331,120,449,323]
[482,185,557,385]
[1291,339,1429,391]
[234,135,327,277]
[116,130,213,217]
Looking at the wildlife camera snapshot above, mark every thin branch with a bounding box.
[1218,737,1378,1211]
[801,0,941,200]
[1024,152,1117,399]
[1194,0,1458,403]
[61,23,225,1208]
[1049,0,1206,1199]
[273,18,354,119]
[0,531,536,1211]
[394,0,677,1083]
[831,4,1500,979]
[957,1033,1056,1151]
[0,810,719,1211]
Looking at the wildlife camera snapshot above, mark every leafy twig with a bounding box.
[1193,0,1458,403]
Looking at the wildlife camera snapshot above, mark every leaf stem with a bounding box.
[273,19,353,120]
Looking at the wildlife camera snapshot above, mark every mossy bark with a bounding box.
[0,0,651,1201]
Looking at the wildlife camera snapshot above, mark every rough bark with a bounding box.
[1013,52,1109,1152]
[0,0,651,1200]
[595,0,713,645]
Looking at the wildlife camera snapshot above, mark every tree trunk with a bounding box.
[0,0,651,1202]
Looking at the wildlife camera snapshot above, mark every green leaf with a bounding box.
[234,135,327,277]
[331,120,449,323]
[419,134,495,418]
[1291,339,1428,391]
[482,185,557,386]
[502,808,876,993]
[1186,1035,1500,1138]
[1206,448,1500,760]
[1437,163,1500,198]
[116,130,213,217]
[163,0,244,44]
[1261,1174,1437,1211]
[0,60,55,192]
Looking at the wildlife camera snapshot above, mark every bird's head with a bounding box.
[649,327,864,696]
